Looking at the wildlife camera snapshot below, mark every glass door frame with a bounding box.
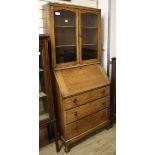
[51,6,79,68]
[39,36,53,122]
[79,9,101,64]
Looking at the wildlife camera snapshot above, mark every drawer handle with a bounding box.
[73,111,77,116]
[74,126,78,131]
[73,99,78,104]
[101,114,105,119]
[102,102,105,106]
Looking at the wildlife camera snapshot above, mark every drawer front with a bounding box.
[64,86,110,110]
[66,108,109,139]
[66,96,110,124]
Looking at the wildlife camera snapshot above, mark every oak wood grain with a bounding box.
[55,64,110,97]
[63,86,110,110]
[66,96,110,124]
[66,108,109,139]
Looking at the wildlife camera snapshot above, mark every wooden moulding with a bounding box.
[60,120,110,147]
[48,2,101,11]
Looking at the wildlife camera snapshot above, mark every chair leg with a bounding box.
[110,116,114,128]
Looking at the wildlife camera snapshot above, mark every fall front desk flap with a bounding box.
[54,64,110,98]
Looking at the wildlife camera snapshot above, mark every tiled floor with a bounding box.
[39,125,116,155]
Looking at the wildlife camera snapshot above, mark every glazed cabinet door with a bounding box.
[80,9,101,64]
[51,6,79,68]
[39,43,50,122]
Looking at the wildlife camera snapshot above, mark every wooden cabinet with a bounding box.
[39,35,52,123]
[43,3,110,153]
[39,35,59,152]
[43,3,101,69]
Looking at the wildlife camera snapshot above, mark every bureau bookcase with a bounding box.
[43,3,110,152]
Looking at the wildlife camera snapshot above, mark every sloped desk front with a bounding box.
[55,64,109,97]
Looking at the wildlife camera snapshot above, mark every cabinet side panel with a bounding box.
[43,4,56,67]
[54,78,66,138]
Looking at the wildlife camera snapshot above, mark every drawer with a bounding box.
[66,108,109,139]
[63,86,110,110]
[66,96,110,124]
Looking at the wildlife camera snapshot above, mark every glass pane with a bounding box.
[39,72,46,94]
[55,28,76,45]
[56,46,76,63]
[82,13,98,27]
[39,49,46,93]
[39,49,43,69]
[54,10,77,64]
[39,71,50,121]
[81,13,98,60]
[82,28,97,45]
[39,49,49,121]
[82,45,97,60]
[39,98,49,115]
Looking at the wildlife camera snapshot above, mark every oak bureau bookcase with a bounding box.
[43,3,110,152]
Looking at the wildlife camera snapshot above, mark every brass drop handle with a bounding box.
[102,102,105,106]
[74,125,78,131]
[102,89,105,94]
[73,98,78,104]
[101,114,105,119]
[73,111,77,116]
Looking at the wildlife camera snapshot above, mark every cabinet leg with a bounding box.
[105,122,110,130]
[64,143,70,153]
[47,124,52,140]
[110,116,114,128]
[53,122,60,152]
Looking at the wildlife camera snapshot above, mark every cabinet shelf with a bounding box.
[39,113,49,121]
[82,26,98,29]
[39,91,47,98]
[39,68,44,72]
[55,25,75,28]
[56,45,76,48]
[82,44,97,46]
